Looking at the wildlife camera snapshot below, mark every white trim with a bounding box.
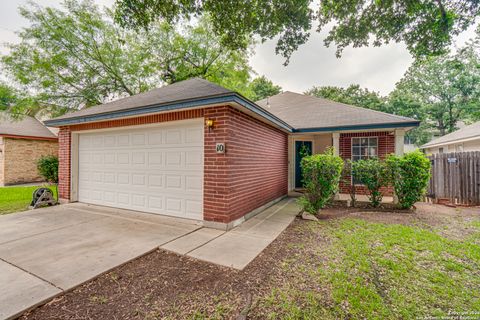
[351,136,379,160]
[70,133,79,202]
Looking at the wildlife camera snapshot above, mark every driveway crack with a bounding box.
[0,257,63,291]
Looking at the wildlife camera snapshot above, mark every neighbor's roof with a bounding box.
[421,121,480,148]
[0,113,58,139]
[44,78,293,131]
[256,92,419,132]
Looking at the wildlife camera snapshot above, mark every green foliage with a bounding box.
[306,84,386,111]
[248,76,282,101]
[37,155,59,183]
[351,158,388,207]
[1,1,253,117]
[0,185,57,214]
[386,151,431,209]
[115,0,479,62]
[298,148,343,214]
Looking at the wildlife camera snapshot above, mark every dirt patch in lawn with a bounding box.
[20,202,479,320]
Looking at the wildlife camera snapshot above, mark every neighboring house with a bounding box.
[421,121,480,154]
[0,114,58,186]
[45,78,419,229]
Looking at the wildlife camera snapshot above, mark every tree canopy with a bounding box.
[305,33,480,146]
[305,84,385,111]
[1,0,255,117]
[248,76,282,101]
[115,0,479,63]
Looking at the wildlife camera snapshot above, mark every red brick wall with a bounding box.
[57,106,288,223]
[204,107,288,223]
[338,131,395,196]
[58,127,71,200]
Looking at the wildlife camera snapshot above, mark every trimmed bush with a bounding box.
[37,155,59,183]
[352,158,388,207]
[298,147,344,214]
[386,150,431,209]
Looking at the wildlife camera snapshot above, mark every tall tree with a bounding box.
[305,84,386,111]
[0,82,38,118]
[115,0,479,63]
[392,49,480,136]
[248,76,282,101]
[1,0,253,117]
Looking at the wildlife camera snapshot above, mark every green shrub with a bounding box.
[37,155,59,183]
[298,147,344,214]
[352,158,388,207]
[386,150,431,209]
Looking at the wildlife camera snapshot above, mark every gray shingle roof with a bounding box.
[50,78,233,122]
[421,121,480,148]
[0,113,57,139]
[256,91,419,130]
[45,78,419,131]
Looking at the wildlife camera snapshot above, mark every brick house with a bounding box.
[45,79,419,229]
[0,114,58,186]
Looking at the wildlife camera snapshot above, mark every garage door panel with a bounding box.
[78,119,204,220]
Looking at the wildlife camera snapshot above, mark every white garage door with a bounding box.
[77,119,204,220]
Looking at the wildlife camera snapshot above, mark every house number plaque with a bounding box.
[216,143,225,153]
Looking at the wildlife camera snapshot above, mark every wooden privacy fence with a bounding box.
[428,151,480,205]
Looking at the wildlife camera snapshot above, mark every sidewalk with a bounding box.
[161,198,299,269]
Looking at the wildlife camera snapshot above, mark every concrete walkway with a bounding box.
[161,198,299,269]
[0,204,200,320]
[0,198,299,319]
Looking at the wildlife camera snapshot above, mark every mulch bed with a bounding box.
[19,203,479,320]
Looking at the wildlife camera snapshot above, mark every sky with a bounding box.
[0,0,476,95]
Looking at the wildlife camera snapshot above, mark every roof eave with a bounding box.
[0,134,58,141]
[421,134,480,149]
[293,121,420,133]
[44,93,294,133]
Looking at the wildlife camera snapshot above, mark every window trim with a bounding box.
[350,136,379,185]
[351,136,379,161]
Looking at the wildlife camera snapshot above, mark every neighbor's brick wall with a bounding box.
[339,131,395,196]
[2,137,58,186]
[57,106,288,223]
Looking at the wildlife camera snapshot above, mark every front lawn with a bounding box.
[0,185,57,215]
[20,203,480,319]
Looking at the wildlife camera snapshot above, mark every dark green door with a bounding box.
[295,141,313,189]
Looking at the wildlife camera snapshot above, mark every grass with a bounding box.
[257,218,480,319]
[0,185,57,215]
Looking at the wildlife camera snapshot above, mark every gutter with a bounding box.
[0,134,58,141]
[293,121,420,133]
[44,93,294,133]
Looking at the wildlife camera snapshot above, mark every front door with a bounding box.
[295,140,313,189]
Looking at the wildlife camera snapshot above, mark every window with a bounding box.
[456,144,464,152]
[439,147,444,154]
[351,137,378,161]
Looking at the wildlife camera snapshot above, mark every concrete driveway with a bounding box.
[0,203,201,320]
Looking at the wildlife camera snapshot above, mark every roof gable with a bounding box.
[256,91,419,131]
